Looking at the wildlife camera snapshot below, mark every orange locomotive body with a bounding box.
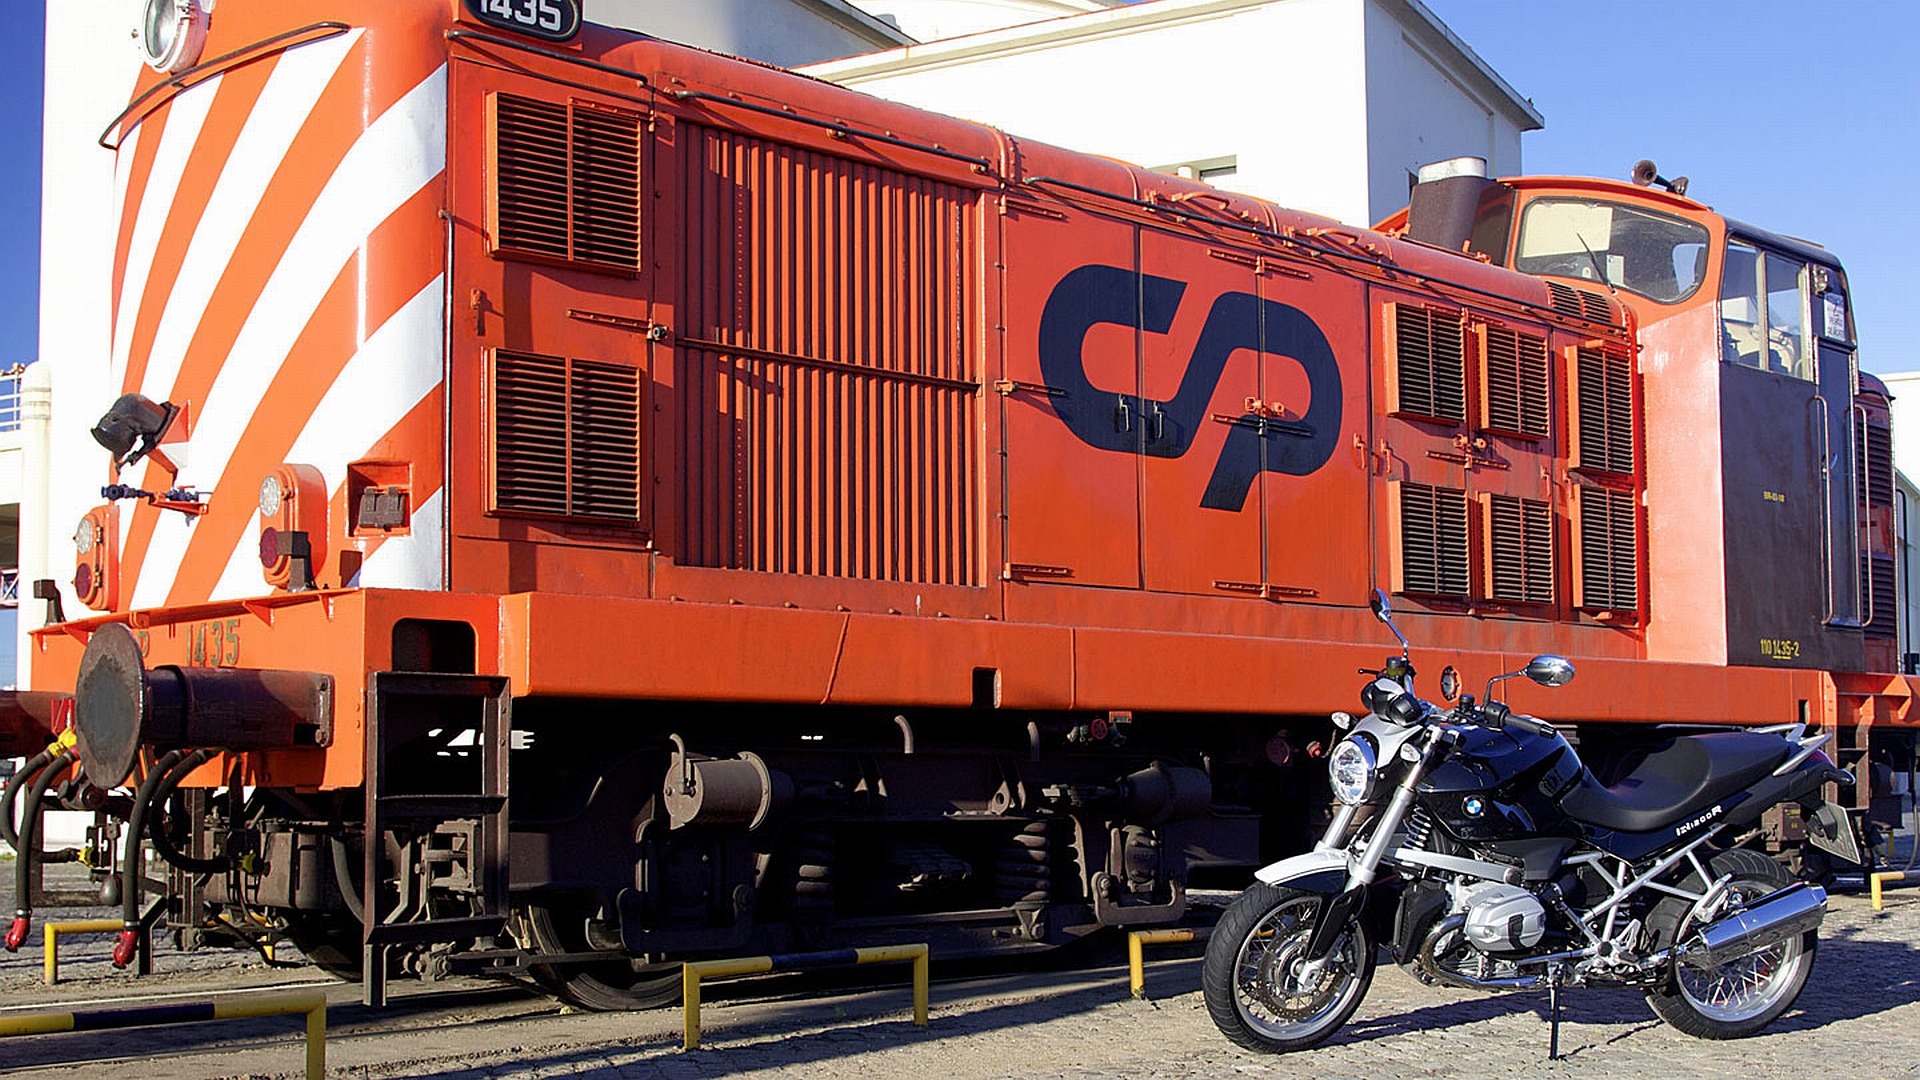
[10,0,1911,1003]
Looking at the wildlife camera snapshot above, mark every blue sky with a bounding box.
[2,2,1911,374]
[1421,0,1916,377]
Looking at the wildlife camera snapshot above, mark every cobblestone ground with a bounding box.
[5,860,1920,1079]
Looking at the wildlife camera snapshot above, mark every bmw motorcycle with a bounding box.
[1202,590,1854,1054]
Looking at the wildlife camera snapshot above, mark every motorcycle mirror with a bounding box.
[1524,655,1576,687]
[1368,588,1410,660]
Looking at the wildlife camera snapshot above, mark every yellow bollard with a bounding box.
[42,919,127,985]
[1126,928,1206,1000]
[0,989,325,1079]
[1872,870,1908,911]
[681,944,928,1051]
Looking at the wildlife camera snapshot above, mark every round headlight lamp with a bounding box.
[258,473,284,518]
[141,0,209,74]
[74,517,97,556]
[1328,737,1377,806]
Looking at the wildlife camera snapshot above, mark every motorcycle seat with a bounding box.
[1559,731,1790,834]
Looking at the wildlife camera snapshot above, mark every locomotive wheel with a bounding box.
[284,912,364,980]
[521,900,680,1010]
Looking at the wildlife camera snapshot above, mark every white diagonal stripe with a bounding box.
[109,76,219,386]
[138,30,364,407]
[133,65,448,611]
[209,278,445,600]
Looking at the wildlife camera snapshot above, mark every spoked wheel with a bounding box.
[1646,848,1817,1039]
[520,900,681,1011]
[1202,883,1375,1053]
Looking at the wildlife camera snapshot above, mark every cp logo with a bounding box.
[1037,264,1342,510]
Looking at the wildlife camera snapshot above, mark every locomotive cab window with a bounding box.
[1514,198,1708,304]
[1720,241,1811,380]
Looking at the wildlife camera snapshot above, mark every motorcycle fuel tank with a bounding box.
[1419,724,1582,842]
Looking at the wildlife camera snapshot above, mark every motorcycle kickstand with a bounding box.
[1545,963,1567,1061]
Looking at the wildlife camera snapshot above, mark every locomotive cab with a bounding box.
[1384,168,1893,674]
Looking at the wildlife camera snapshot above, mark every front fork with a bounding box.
[1302,724,1457,966]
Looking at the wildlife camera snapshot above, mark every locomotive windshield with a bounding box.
[1515,198,1710,304]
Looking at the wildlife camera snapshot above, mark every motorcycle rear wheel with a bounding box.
[1645,848,1816,1039]
[1201,883,1374,1053]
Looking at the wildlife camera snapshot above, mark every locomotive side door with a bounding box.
[1258,257,1368,605]
[999,200,1143,589]
[445,57,656,590]
[1136,230,1261,596]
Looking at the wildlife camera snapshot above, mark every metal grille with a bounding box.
[1864,556,1897,639]
[1480,325,1550,438]
[1486,494,1554,605]
[1572,345,1635,475]
[1544,281,1614,324]
[1389,305,1465,423]
[1398,481,1470,597]
[491,350,641,521]
[493,93,641,271]
[1575,486,1638,610]
[673,125,979,585]
[1858,422,1894,507]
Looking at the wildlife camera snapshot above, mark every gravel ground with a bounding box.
[4,859,1920,1079]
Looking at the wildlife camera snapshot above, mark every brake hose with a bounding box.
[145,750,226,874]
[112,749,187,967]
[5,752,74,950]
[0,749,53,851]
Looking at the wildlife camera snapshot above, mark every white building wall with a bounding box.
[848,0,1119,42]
[806,0,1535,228]
[25,1,144,687]
[586,0,909,66]
[1361,0,1523,223]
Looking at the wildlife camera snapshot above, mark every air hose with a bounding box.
[113,749,187,967]
[5,751,75,951]
[145,750,226,874]
[0,749,54,851]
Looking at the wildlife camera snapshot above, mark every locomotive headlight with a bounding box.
[74,517,97,556]
[258,474,284,518]
[140,0,209,74]
[1328,737,1377,806]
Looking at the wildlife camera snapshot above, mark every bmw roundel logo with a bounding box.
[1463,796,1485,817]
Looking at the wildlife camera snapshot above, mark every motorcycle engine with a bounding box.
[1458,882,1546,951]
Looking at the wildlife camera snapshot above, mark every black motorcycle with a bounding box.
[1202,590,1854,1053]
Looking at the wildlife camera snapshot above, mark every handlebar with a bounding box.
[1501,712,1555,738]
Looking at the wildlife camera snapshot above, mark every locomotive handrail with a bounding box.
[444,29,651,105]
[1852,403,1871,631]
[1023,175,1611,332]
[1811,393,1835,624]
[98,23,352,151]
[669,89,996,173]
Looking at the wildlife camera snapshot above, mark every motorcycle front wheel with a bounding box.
[1202,883,1375,1053]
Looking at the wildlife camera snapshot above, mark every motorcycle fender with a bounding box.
[1252,848,1351,893]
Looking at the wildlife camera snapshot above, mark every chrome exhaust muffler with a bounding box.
[1673,881,1827,969]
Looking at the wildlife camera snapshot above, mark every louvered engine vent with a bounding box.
[1573,345,1635,475]
[1390,305,1466,422]
[1398,481,1470,597]
[1575,486,1638,610]
[1544,281,1614,324]
[1859,422,1894,507]
[1865,556,1897,639]
[1480,325,1550,438]
[492,350,642,521]
[1486,494,1553,605]
[493,93,641,271]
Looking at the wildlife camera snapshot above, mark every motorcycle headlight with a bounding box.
[1328,737,1377,806]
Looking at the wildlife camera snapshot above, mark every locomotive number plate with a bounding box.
[186,617,243,667]
[464,0,582,42]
